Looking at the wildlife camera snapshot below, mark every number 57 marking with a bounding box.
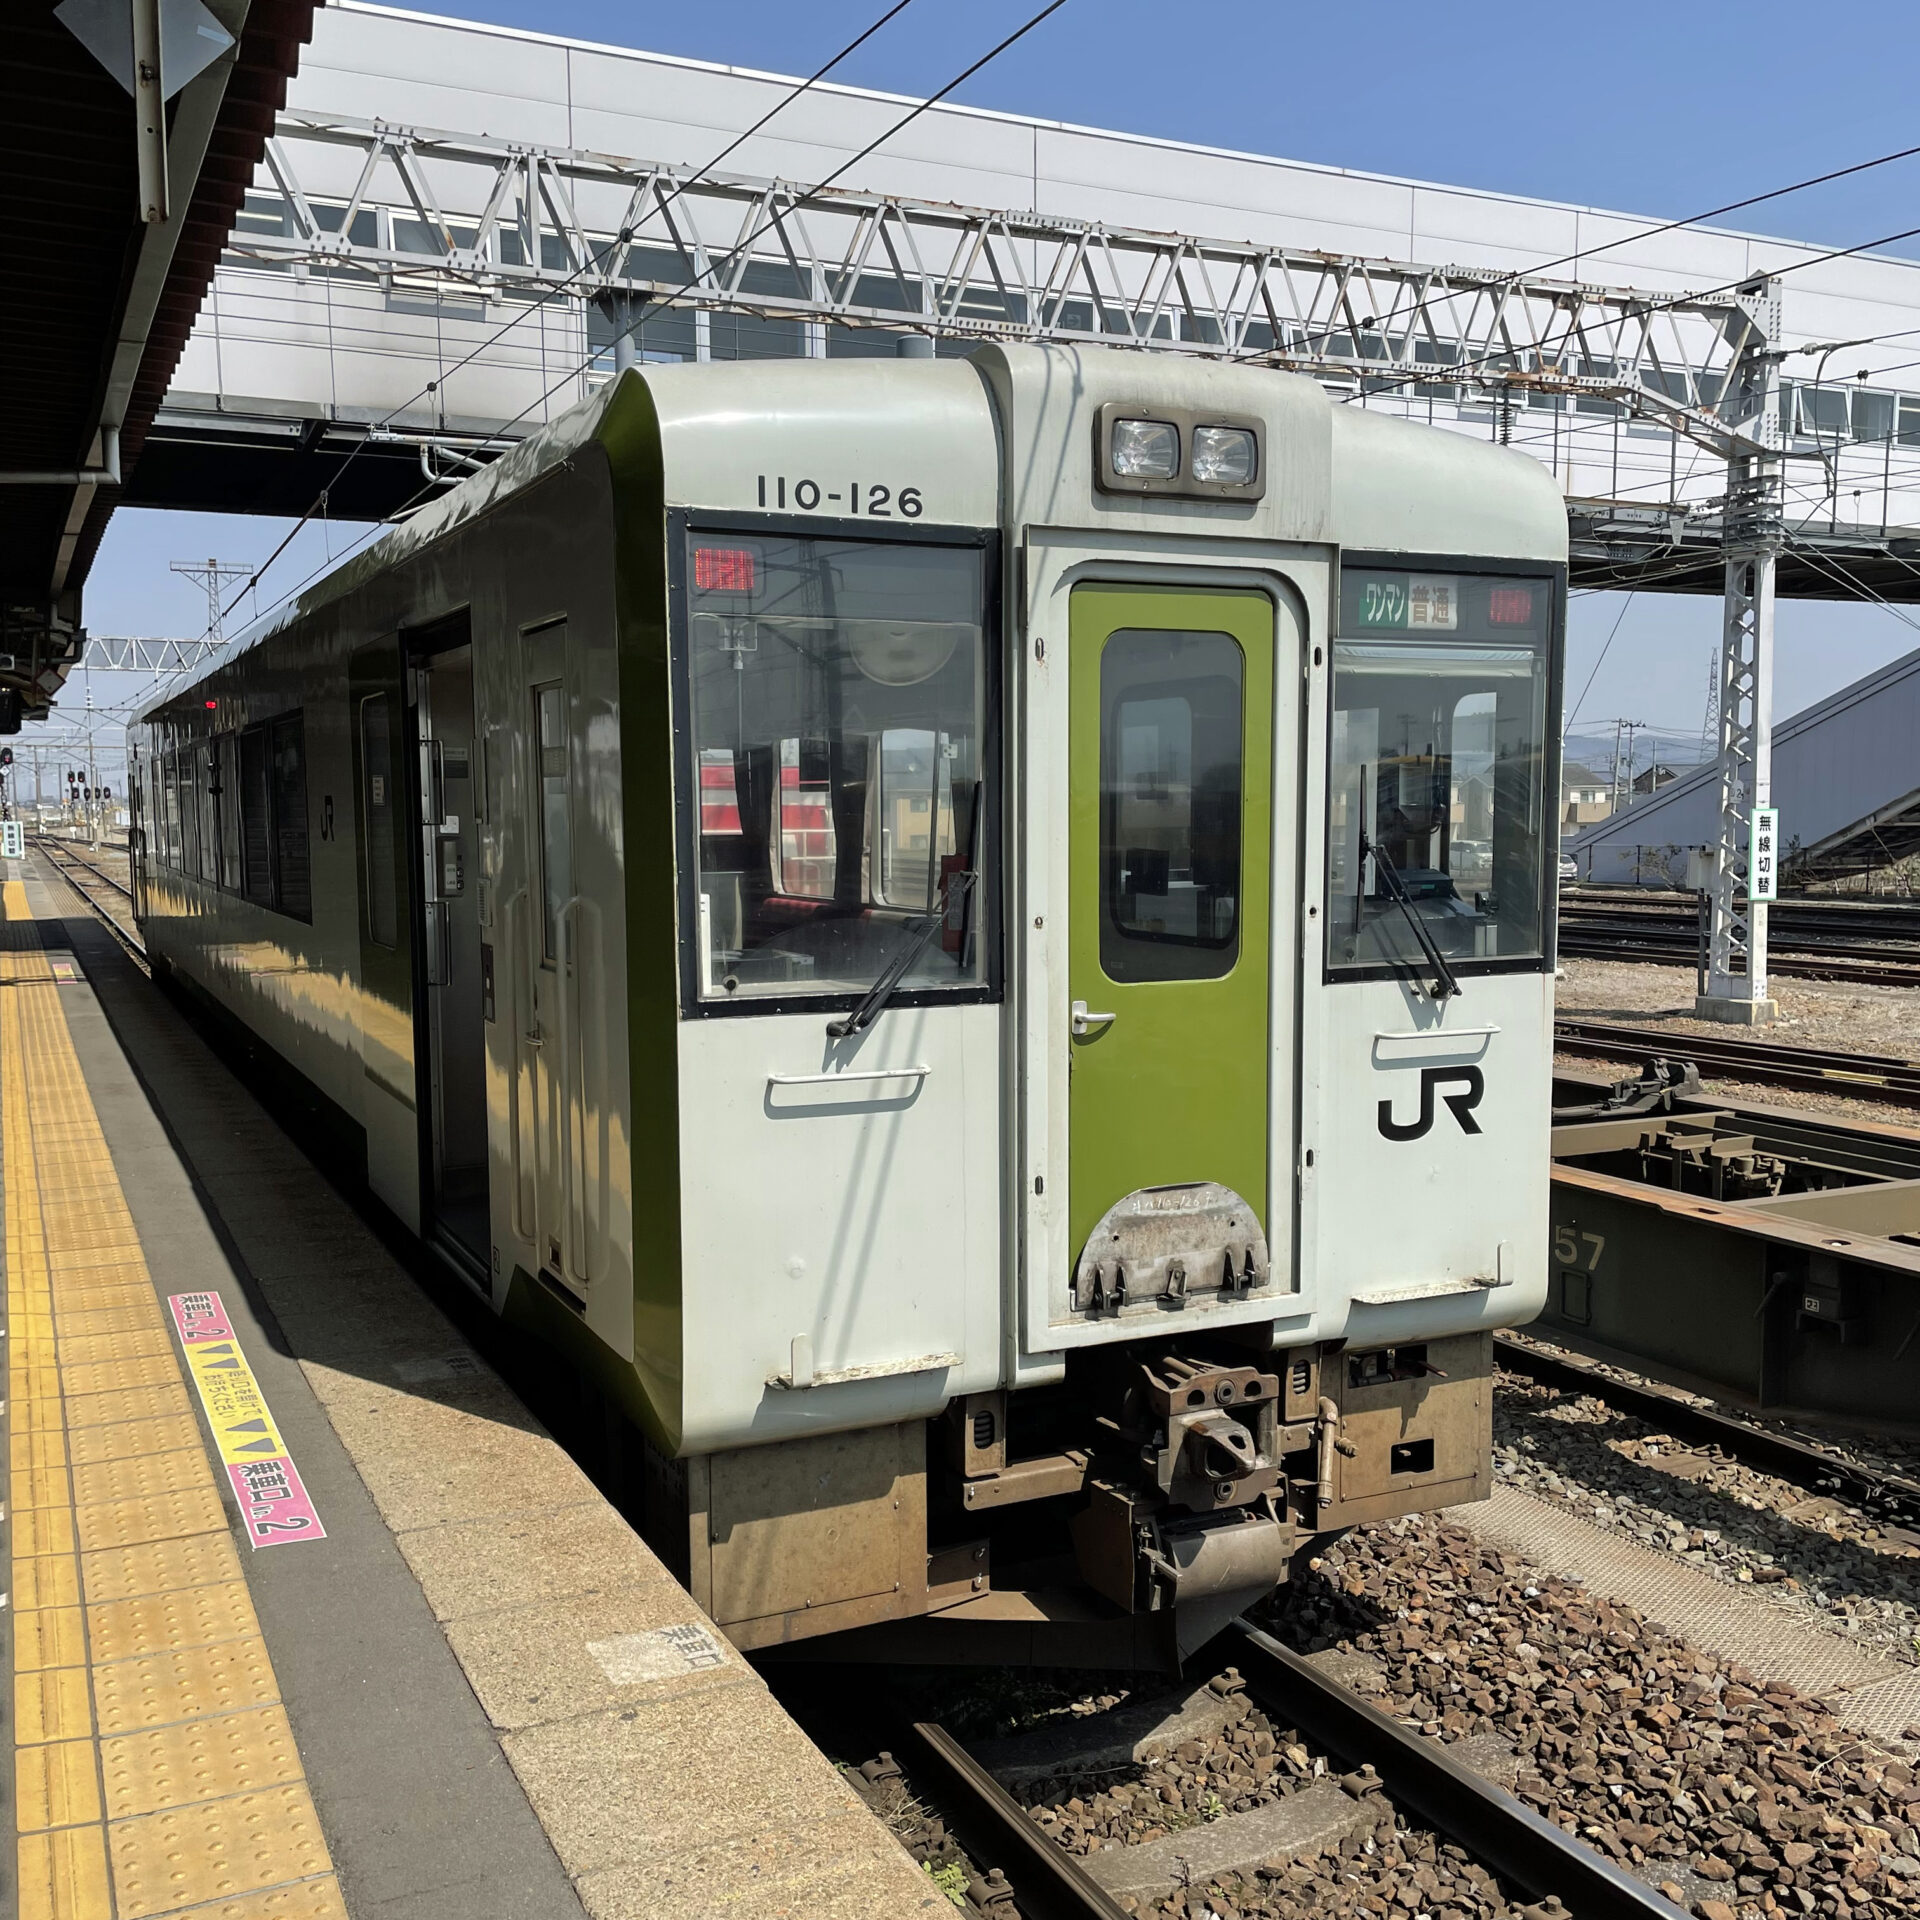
[1554,1226,1605,1272]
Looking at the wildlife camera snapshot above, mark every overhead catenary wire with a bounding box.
[1338,214,1920,413]
[218,0,927,630]
[1253,140,1920,375]
[488,0,1072,448]
[219,1,1071,655]
[1564,592,1638,732]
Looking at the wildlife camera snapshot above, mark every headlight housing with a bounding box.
[1095,402,1265,501]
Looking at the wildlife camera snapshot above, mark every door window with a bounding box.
[1100,628,1244,983]
[534,682,571,963]
[269,713,311,919]
[360,694,398,949]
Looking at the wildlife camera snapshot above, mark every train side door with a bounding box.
[1066,584,1279,1298]
[514,620,584,1302]
[411,631,490,1280]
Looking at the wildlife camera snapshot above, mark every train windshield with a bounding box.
[682,531,990,1004]
[1326,567,1553,974]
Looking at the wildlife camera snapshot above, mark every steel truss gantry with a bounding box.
[248,111,1783,456]
[238,112,1799,1004]
[79,636,224,674]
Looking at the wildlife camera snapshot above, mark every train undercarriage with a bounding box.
[650,1332,1493,1671]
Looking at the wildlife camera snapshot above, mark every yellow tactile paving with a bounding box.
[82,1532,248,1605]
[109,1784,335,1919]
[4,885,340,1917]
[75,1483,231,1553]
[94,1638,283,1737]
[16,1665,94,1744]
[89,1583,262,1665]
[14,1551,83,1609]
[76,1447,229,1508]
[64,1383,199,1429]
[17,1737,107,1830]
[14,1419,71,1466]
[102,1706,306,1819]
[64,1304,171,1336]
[63,1354,196,1396]
[62,1328,179,1364]
[17,1824,114,1920]
[15,1604,88,1670]
[70,1413,207,1466]
[13,1503,79,1556]
[164,1880,350,1920]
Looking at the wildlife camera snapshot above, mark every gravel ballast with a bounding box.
[1493,1367,1920,1667]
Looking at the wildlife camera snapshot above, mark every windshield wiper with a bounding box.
[1360,826,1461,1004]
[827,869,977,1040]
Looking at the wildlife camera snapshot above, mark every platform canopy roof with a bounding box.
[0,0,320,728]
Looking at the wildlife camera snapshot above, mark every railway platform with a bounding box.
[2,852,943,1920]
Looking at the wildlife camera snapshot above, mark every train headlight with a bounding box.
[1109,417,1180,479]
[1095,403,1266,501]
[1191,425,1258,486]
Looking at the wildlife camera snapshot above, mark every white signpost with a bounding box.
[1,820,24,860]
[1748,806,1779,904]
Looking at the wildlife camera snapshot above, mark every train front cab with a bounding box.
[654,347,1565,1665]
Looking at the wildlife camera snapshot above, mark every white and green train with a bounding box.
[131,345,1564,1666]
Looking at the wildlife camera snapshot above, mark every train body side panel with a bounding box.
[138,597,398,1163]
[132,445,661,1433]
[674,1004,1001,1454]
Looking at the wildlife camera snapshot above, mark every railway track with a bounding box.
[1494,1332,1920,1536]
[860,1625,1678,1919]
[1553,1015,1920,1106]
[32,837,146,962]
[1557,890,1920,988]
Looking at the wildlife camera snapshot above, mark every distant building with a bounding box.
[1562,763,1611,828]
[1631,762,1684,797]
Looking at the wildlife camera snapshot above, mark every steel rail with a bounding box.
[1552,1016,1920,1105]
[37,838,135,900]
[1494,1332,1920,1531]
[1557,925,1920,987]
[900,1720,1129,1920]
[32,841,147,965]
[1216,1620,1679,1920]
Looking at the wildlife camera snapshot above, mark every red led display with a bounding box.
[694,547,756,592]
[1488,586,1535,626]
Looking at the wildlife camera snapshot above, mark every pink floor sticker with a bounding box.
[169,1289,327,1547]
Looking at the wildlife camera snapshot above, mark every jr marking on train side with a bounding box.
[168,1290,327,1547]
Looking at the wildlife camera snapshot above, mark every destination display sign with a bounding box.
[1340,569,1550,643]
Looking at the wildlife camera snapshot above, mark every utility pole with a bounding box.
[1607,720,1647,816]
[1698,278,1785,1025]
[170,558,251,645]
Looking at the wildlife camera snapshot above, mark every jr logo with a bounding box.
[1377,1066,1485,1142]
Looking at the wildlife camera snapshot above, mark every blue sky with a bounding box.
[84,0,1920,746]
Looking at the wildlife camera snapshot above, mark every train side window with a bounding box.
[534,682,571,964]
[682,530,990,1004]
[1099,628,1244,983]
[270,713,312,921]
[239,726,274,906]
[1326,567,1552,974]
[360,694,398,948]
